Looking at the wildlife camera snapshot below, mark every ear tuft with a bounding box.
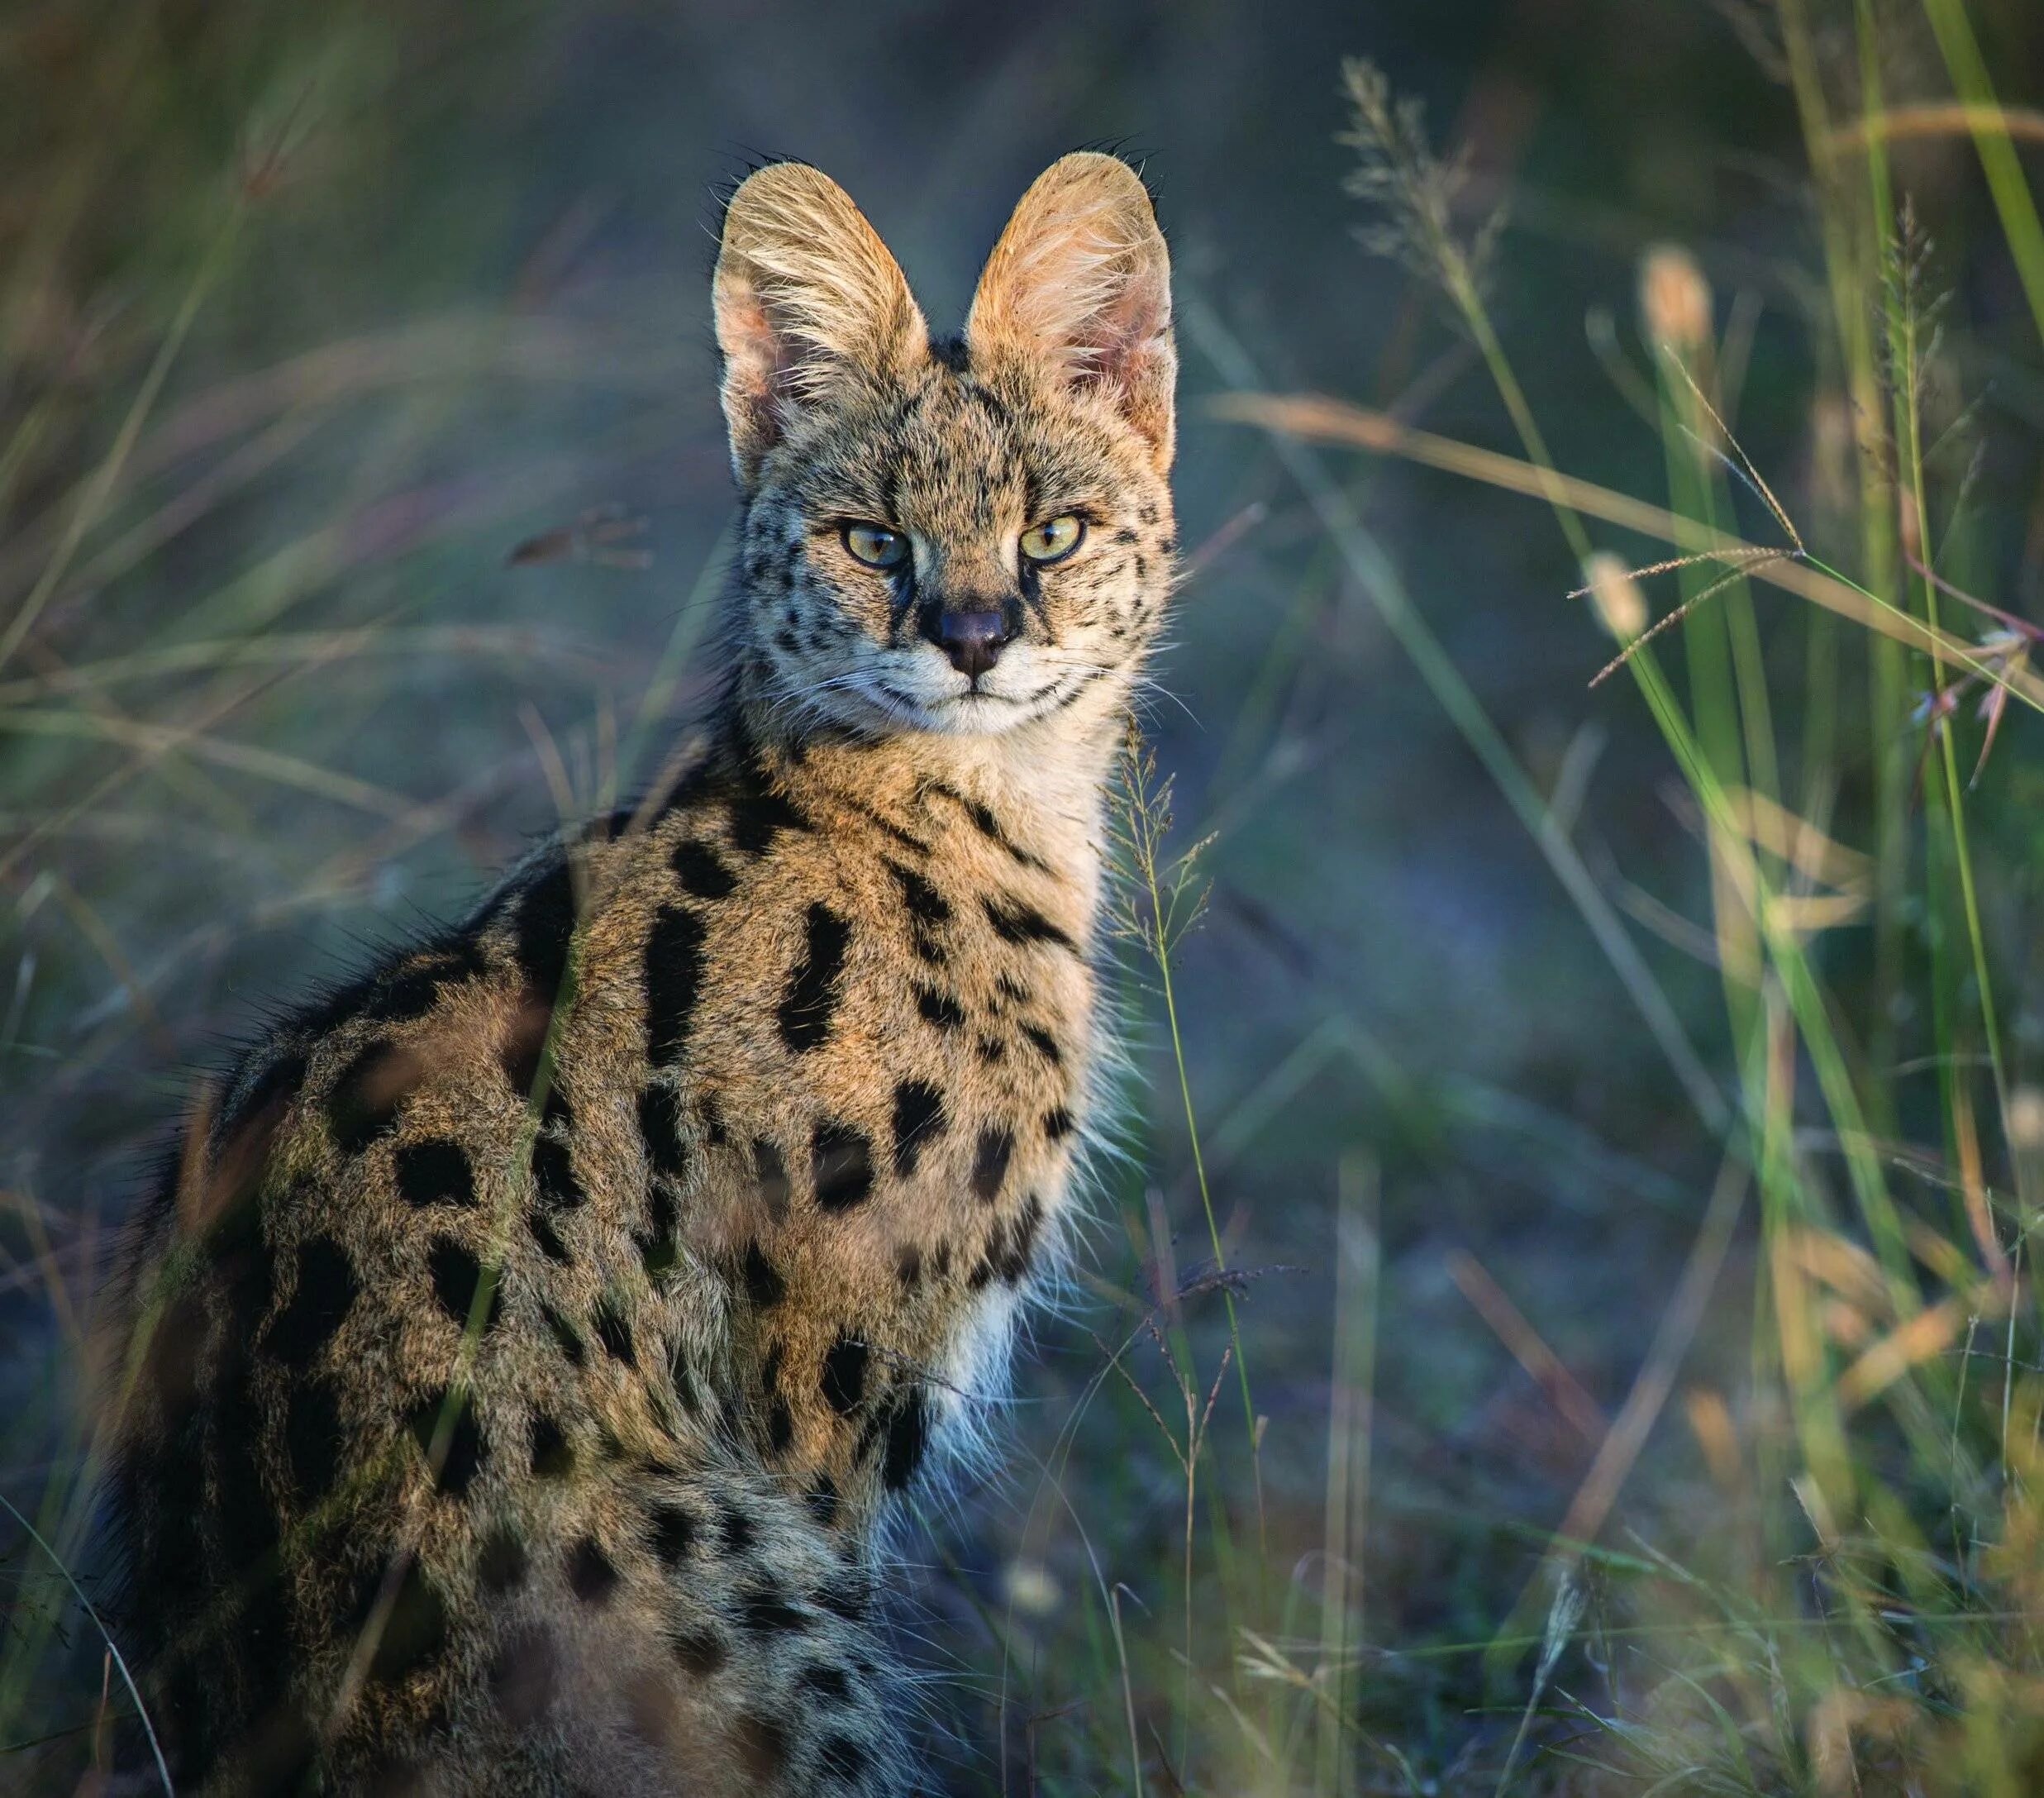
[712,162,927,489]
[965,152,1175,469]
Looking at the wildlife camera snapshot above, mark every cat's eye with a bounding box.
[1019,515,1085,565]
[842,522,908,569]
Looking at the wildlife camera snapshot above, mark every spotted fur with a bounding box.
[97,150,1175,1795]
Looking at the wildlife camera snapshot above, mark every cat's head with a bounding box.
[712,152,1176,740]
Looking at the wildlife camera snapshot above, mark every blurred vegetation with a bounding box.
[7,0,2044,1791]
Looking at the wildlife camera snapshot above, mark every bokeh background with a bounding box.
[7,1,2044,1791]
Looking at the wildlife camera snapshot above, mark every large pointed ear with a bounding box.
[712,162,927,490]
[965,152,1175,470]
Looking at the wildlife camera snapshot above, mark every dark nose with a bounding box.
[927,607,1017,680]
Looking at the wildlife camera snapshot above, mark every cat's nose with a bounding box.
[929,608,1016,680]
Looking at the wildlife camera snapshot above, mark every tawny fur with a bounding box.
[98,150,1175,1796]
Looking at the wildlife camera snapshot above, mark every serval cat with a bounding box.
[98,150,1176,1795]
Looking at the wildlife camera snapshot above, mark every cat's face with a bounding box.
[712,154,1177,740]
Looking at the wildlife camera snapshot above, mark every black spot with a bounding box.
[429,1238,499,1334]
[817,1732,870,1783]
[778,903,850,1052]
[971,1128,1013,1203]
[742,1242,784,1307]
[821,1333,869,1416]
[638,1085,688,1179]
[975,1036,1006,1065]
[672,838,737,900]
[804,1475,840,1527]
[815,1567,873,1622]
[364,952,469,1025]
[812,1122,873,1212]
[405,1388,484,1497]
[669,1341,703,1415]
[882,1388,931,1491]
[530,1414,574,1478]
[727,785,809,856]
[916,985,964,1030]
[737,1584,810,1633]
[890,1079,946,1176]
[644,905,708,1064]
[647,1502,696,1565]
[669,1629,727,1676]
[850,800,929,854]
[1021,1023,1061,1064]
[593,1296,636,1366]
[754,1137,790,1214]
[329,1042,406,1153]
[513,861,577,993]
[887,859,951,961]
[895,1245,922,1287]
[930,331,972,372]
[531,1133,584,1209]
[638,1185,681,1281]
[285,1376,342,1504]
[530,1210,573,1265]
[955,790,1050,871]
[982,895,1077,951]
[717,1501,756,1557]
[765,1395,793,1453]
[266,1236,357,1367]
[989,1191,1046,1285]
[567,1538,618,1604]
[479,1529,528,1592]
[1044,1105,1074,1141]
[801,1663,854,1705]
[395,1139,474,1209]
[541,1303,586,1365]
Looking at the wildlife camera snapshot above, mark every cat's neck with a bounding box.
[722,660,1128,913]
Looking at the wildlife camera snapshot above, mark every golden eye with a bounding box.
[1019,514,1084,565]
[841,522,908,569]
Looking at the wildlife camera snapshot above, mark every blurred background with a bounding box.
[7,1,2044,1791]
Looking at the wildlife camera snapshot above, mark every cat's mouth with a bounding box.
[831,652,1087,737]
[930,685,1046,723]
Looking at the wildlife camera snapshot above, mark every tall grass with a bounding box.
[1066,12,2044,1793]
[6,3,2044,1794]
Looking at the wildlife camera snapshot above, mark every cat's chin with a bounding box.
[917,688,1039,736]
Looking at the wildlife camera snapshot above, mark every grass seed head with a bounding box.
[1581,551,1647,642]
[1638,243,1713,353]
